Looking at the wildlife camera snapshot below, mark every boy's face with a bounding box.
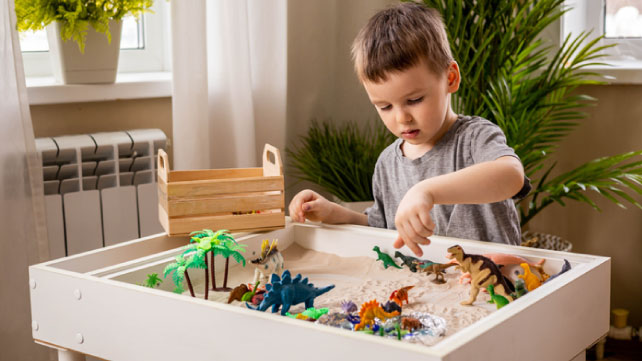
[363,60,460,155]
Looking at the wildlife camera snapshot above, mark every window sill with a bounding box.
[26,72,172,105]
[585,60,642,85]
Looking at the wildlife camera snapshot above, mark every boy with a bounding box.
[288,2,529,257]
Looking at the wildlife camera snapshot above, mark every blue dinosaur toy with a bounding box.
[545,259,571,283]
[246,270,335,315]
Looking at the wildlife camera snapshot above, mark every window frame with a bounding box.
[21,0,171,78]
[562,0,642,62]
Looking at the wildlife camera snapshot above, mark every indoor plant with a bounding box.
[15,0,152,83]
[288,119,396,209]
[421,0,642,248]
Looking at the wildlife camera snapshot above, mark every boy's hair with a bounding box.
[351,2,454,83]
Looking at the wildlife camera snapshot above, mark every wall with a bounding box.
[285,0,395,201]
[529,84,642,327]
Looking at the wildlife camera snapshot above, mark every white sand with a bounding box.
[191,244,494,346]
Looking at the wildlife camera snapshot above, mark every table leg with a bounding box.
[58,349,85,361]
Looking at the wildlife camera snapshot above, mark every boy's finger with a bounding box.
[409,216,432,238]
[393,236,404,248]
[404,237,423,257]
[418,212,435,231]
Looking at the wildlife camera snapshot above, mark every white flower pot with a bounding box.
[46,20,122,84]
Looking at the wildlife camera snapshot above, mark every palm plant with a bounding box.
[217,238,247,290]
[142,273,163,288]
[422,0,642,228]
[163,255,195,297]
[288,119,397,202]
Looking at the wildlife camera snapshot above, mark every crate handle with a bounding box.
[262,144,283,177]
[157,149,169,183]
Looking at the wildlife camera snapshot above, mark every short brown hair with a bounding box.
[352,2,454,82]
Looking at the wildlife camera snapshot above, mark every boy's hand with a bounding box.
[288,190,333,223]
[393,184,435,256]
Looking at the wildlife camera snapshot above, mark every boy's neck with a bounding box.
[401,109,458,160]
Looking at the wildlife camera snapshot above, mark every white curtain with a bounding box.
[171,0,287,170]
[0,0,51,359]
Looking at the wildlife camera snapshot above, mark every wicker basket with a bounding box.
[521,231,573,252]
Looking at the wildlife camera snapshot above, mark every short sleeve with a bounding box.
[365,161,386,228]
[467,119,519,164]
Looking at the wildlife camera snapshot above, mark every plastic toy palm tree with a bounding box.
[143,273,163,288]
[163,255,195,297]
[422,0,642,227]
[216,237,247,291]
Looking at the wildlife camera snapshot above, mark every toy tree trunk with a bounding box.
[223,258,230,289]
[184,270,195,297]
[210,252,216,290]
[204,257,209,300]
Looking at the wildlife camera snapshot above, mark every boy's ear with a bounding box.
[446,61,460,93]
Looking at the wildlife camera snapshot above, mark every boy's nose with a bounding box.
[395,109,412,124]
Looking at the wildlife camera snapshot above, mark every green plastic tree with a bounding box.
[216,237,247,290]
[163,255,194,297]
[142,273,163,288]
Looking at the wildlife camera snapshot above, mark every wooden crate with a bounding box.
[157,144,285,235]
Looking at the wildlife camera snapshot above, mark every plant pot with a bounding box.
[332,196,374,214]
[46,20,122,84]
[521,231,573,252]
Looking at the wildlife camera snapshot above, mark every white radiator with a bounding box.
[36,129,167,258]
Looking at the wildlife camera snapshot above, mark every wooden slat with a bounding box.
[166,212,285,236]
[167,193,284,217]
[166,176,283,198]
[168,168,262,182]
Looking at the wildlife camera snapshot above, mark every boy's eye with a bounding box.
[408,96,424,105]
[378,104,392,111]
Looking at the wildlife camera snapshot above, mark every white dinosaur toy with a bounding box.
[251,239,284,285]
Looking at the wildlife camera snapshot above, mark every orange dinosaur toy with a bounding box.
[389,286,414,306]
[354,299,400,331]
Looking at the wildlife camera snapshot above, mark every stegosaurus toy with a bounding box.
[246,270,335,315]
[354,299,400,331]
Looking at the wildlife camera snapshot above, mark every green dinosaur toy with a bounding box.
[487,284,509,309]
[511,279,528,299]
[373,246,401,269]
[286,307,329,320]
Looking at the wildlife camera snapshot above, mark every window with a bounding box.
[19,0,171,78]
[563,0,642,62]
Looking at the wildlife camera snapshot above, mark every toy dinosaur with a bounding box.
[381,300,402,314]
[401,317,423,332]
[518,263,542,291]
[394,251,423,272]
[487,284,509,309]
[373,246,402,269]
[354,299,400,331]
[246,270,335,315]
[545,259,571,283]
[390,285,414,306]
[446,245,513,306]
[227,283,249,303]
[250,239,285,285]
[483,253,547,283]
[341,300,357,314]
[511,279,528,299]
[416,260,456,283]
[286,307,329,321]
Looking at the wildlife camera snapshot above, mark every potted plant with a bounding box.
[15,0,152,84]
[421,0,642,250]
[287,119,396,213]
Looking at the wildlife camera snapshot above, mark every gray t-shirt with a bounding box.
[366,115,522,245]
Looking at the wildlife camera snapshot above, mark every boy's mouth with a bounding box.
[401,129,420,139]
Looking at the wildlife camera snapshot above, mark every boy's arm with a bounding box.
[418,156,524,205]
[394,156,524,256]
[289,189,368,226]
